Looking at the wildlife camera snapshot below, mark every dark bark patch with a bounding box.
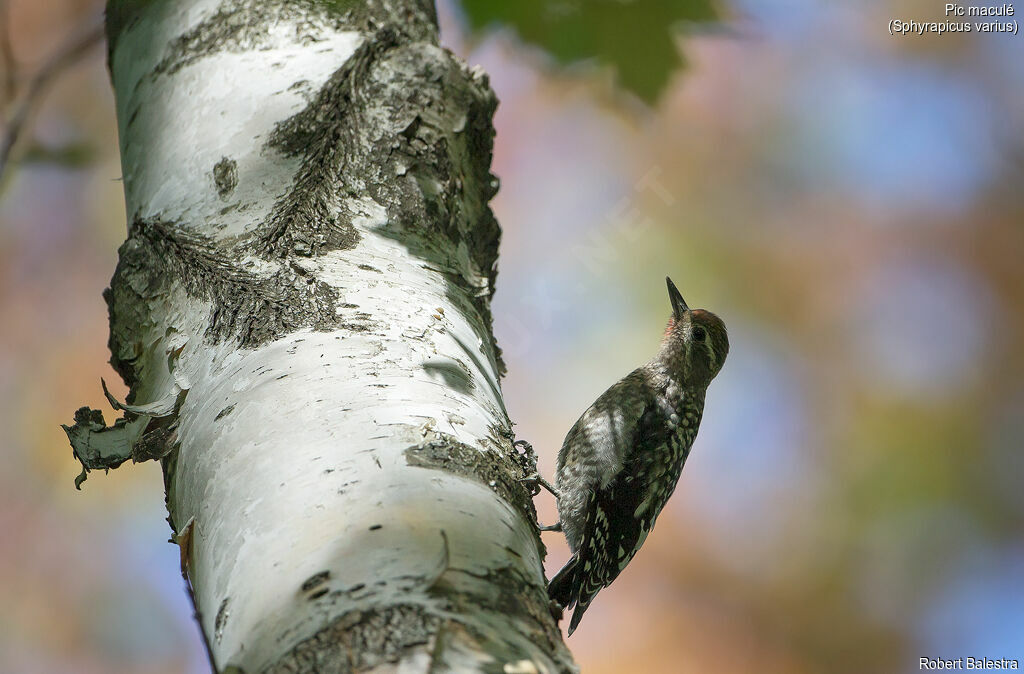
[214,598,230,644]
[428,565,567,665]
[213,157,238,197]
[264,604,440,674]
[215,404,236,420]
[338,321,374,333]
[404,435,536,519]
[131,425,177,462]
[301,570,331,592]
[261,30,411,259]
[107,218,345,385]
[356,43,504,375]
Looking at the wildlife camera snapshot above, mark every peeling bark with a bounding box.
[64,0,575,671]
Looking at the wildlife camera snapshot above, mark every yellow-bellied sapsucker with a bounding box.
[546,277,728,634]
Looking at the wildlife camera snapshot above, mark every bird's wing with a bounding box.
[557,369,650,477]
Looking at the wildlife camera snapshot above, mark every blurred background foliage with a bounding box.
[1,0,1022,672]
[460,0,719,102]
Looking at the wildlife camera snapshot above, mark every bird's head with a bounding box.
[661,276,729,388]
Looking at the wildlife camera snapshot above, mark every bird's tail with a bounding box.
[568,592,594,636]
[547,553,580,609]
[549,553,599,635]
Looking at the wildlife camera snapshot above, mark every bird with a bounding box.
[545,276,728,635]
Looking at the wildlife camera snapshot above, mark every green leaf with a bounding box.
[459,0,720,103]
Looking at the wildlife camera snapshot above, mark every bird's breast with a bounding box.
[657,399,704,473]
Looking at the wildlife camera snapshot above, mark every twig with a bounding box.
[0,0,16,104]
[0,21,103,181]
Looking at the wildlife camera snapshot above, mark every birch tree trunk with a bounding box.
[64,0,575,671]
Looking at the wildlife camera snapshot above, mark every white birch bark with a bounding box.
[63,1,575,671]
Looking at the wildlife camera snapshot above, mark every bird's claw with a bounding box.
[520,472,559,498]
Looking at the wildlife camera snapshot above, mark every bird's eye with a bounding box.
[692,326,706,343]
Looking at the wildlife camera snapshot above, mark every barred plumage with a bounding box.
[546,278,728,635]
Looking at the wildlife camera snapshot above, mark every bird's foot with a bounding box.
[520,471,559,498]
[538,521,563,533]
[512,439,537,465]
[513,439,560,498]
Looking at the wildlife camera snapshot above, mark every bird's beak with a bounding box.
[666,276,689,321]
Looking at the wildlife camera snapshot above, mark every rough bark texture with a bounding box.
[64,0,576,671]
